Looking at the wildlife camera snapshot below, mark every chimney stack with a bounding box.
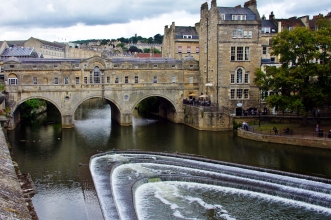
[269,11,275,20]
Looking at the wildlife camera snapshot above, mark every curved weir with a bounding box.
[90,151,331,220]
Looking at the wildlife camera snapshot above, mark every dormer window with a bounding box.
[262,27,271,33]
[183,35,192,39]
[232,15,246,20]
[221,14,225,20]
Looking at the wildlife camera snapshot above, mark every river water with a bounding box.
[7,98,331,220]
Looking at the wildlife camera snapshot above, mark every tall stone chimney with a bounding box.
[211,0,217,8]
[244,0,257,9]
[269,11,275,20]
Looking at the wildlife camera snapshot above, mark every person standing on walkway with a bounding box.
[273,127,278,135]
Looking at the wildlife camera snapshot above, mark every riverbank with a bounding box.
[237,127,331,149]
[0,127,37,219]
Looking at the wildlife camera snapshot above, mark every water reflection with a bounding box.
[7,98,331,220]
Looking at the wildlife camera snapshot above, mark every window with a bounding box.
[94,67,101,83]
[237,89,243,99]
[115,76,119,83]
[244,31,248,38]
[232,30,237,38]
[232,15,237,20]
[237,69,243,83]
[54,77,58,84]
[10,65,14,68]
[238,29,243,38]
[124,76,128,84]
[9,78,18,85]
[221,14,225,20]
[187,46,191,53]
[245,47,250,61]
[232,15,246,20]
[244,73,249,83]
[196,46,200,53]
[107,76,110,83]
[90,72,93,83]
[114,64,118,68]
[262,27,271,33]
[172,76,176,83]
[64,77,69,84]
[33,77,37,85]
[153,64,158,68]
[230,89,235,99]
[189,76,193,84]
[263,46,267,55]
[84,77,87,84]
[248,31,252,38]
[135,76,138,83]
[172,64,176,68]
[231,47,236,61]
[178,46,182,53]
[230,72,235,84]
[244,89,249,99]
[183,35,192,39]
[237,47,244,60]
[153,76,157,83]
[76,77,79,85]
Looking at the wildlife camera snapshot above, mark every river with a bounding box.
[7,98,331,220]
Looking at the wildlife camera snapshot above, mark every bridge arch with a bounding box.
[132,94,179,113]
[13,96,63,116]
[72,96,122,115]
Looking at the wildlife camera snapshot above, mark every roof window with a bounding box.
[183,35,192,39]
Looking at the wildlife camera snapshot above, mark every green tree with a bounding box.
[254,26,331,117]
[154,34,163,44]
[116,43,125,48]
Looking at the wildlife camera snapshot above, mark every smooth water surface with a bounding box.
[7,98,331,219]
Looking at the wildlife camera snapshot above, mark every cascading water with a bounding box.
[90,151,331,220]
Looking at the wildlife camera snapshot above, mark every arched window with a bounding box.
[237,68,242,83]
[8,73,18,85]
[94,66,100,83]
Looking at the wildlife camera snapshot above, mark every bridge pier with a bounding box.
[62,114,74,129]
[118,113,132,126]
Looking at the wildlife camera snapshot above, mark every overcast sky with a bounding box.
[1,0,330,42]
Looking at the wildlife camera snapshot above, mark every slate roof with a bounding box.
[275,17,305,28]
[218,7,256,20]
[29,37,66,49]
[6,40,26,47]
[262,20,278,32]
[174,26,199,39]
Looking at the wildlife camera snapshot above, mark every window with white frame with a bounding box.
[238,28,243,38]
[231,46,250,61]
[263,46,267,55]
[248,31,252,38]
[244,31,248,38]
[231,68,248,84]
[262,27,271,33]
[187,46,191,53]
[178,46,182,53]
[172,76,176,83]
[64,77,69,84]
[9,78,18,85]
[183,35,192,39]
[221,14,225,20]
[33,77,37,85]
[244,72,249,83]
[232,30,237,38]
[230,72,235,84]
[153,76,157,83]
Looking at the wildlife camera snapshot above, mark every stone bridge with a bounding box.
[3,56,201,129]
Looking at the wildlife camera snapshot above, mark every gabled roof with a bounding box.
[6,40,26,47]
[28,37,66,49]
[262,20,278,32]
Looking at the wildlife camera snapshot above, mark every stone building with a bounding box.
[197,0,261,115]
[24,37,69,58]
[162,22,200,61]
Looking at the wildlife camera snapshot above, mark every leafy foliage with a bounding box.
[254,22,331,115]
[19,99,46,120]
[136,97,161,114]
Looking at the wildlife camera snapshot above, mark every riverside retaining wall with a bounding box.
[0,127,32,219]
[237,128,331,149]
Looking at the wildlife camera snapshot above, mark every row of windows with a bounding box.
[17,76,196,85]
[231,47,250,61]
[42,49,63,56]
[178,46,199,53]
[230,89,249,99]
[232,29,252,38]
[41,44,63,51]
